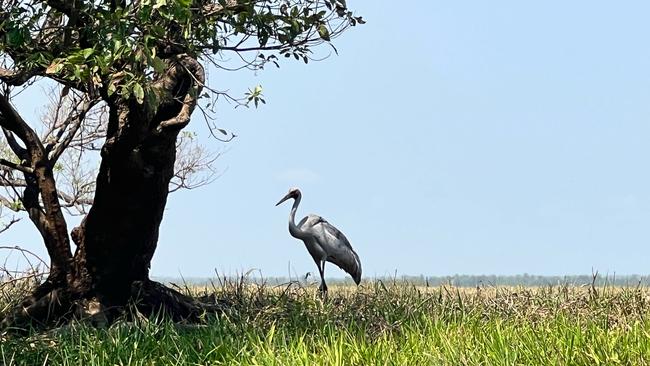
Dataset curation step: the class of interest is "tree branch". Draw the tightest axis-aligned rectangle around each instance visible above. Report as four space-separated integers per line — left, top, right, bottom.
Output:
0 67 37 86
0 158 33 175
0 94 44 152
0 216 19 235
1 128 27 160
199 1 246 16
0 174 27 187
0 92 73 277
154 56 205 134
48 96 98 162
170 133 221 193
0 195 19 212
45 0 82 19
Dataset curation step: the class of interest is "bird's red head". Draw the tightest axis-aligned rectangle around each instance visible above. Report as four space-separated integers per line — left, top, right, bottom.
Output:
275 187 301 206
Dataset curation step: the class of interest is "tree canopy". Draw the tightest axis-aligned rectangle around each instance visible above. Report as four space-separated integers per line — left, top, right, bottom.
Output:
1 0 362 101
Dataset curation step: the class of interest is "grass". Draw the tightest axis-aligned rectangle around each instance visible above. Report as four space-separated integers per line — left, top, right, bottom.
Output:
2 279 650 365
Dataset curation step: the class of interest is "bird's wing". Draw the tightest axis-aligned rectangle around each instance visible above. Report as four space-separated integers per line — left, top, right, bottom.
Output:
310 217 362 285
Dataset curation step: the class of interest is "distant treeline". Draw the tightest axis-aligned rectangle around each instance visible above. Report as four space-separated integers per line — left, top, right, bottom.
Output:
154 273 650 288
392 274 650 287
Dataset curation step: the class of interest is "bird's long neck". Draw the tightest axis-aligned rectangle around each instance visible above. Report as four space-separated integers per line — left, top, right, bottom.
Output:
288 193 308 239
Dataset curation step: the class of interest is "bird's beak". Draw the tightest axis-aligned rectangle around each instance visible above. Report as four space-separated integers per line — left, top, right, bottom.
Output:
275 193 292 206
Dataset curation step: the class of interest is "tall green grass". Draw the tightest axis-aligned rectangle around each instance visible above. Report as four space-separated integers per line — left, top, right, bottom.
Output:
2 280 650 365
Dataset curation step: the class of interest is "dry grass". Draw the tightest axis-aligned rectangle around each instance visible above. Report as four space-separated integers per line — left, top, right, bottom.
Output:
2 273 650 365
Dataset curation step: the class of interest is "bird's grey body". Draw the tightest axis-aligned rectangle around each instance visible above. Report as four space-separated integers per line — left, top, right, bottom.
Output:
276 188 362 294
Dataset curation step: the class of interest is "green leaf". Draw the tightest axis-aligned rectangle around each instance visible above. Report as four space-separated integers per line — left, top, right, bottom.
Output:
108 81 117 97
82 48 94 59
67 50 86 64
113 39 122 53
133 83 145 104
121 85 131 100
9 199 23 211
151 56 166 73
6 29 25 47
73 65 82 80
176 0 191 8
318 25 330 41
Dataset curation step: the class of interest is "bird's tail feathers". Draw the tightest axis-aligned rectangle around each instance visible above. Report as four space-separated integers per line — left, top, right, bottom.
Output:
353 253 362 285
353 270 361 285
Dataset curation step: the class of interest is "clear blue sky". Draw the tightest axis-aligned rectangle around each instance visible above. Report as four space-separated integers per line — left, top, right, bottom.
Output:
3 1 650 279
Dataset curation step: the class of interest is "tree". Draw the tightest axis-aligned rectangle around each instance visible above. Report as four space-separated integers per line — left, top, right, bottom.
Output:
0 0 362 329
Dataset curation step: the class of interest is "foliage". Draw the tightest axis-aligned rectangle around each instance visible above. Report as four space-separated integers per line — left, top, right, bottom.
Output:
0 0 363 104
2 280 650 365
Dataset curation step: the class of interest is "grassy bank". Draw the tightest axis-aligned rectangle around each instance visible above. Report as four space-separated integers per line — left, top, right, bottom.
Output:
2 281 650 365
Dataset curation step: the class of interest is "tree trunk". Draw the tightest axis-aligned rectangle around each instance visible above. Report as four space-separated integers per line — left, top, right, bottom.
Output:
71 122 176 304
1 56 221 331
71 105 178 305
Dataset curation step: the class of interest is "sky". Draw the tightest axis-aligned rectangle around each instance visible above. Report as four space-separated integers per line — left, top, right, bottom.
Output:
2 0 650 279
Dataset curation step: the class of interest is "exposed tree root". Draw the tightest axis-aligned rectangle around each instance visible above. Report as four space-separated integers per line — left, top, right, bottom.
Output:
1 289 71 333
1 280 226 334
129 280 226 322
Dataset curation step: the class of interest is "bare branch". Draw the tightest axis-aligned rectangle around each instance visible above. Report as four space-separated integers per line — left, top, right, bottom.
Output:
49 95 99 162
170 132 221 193
0 93 47 161
53 146 96 216
0 216 19 235
0 91 73 276
0 246 49 270
2 128 27 160
0 158 32 175
57 190 93 207
0 170 27 212
0 174 27 188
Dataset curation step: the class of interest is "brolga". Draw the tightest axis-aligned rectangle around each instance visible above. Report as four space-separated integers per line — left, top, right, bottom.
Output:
276 188 362 295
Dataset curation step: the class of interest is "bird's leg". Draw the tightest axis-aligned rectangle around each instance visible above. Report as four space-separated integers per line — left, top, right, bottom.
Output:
317 261 324 291
318 260 328 297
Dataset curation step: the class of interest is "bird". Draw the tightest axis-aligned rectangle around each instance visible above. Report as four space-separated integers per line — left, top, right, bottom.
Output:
276 187 362 295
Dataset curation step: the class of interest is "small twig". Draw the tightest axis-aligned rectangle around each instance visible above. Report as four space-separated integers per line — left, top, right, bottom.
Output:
0 271 46 290
0 245 49 269
0 216 19 234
